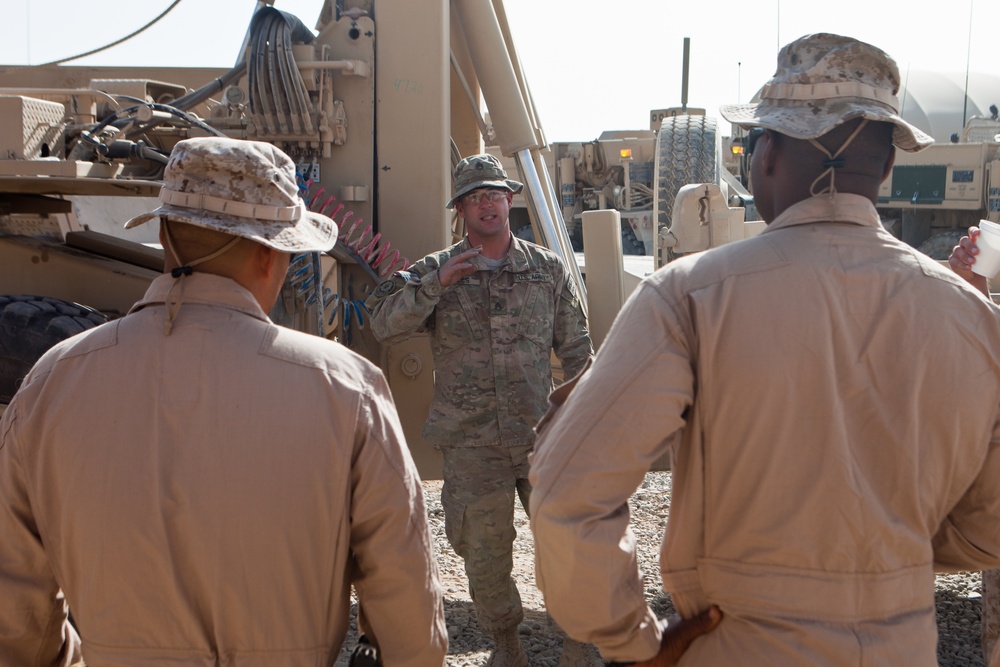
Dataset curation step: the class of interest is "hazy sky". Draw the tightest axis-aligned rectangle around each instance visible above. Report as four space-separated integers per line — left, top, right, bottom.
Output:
1 0 992 141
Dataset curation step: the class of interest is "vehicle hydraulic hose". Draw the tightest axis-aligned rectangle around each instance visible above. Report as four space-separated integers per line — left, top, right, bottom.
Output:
87 103 226 139
172 7 313 114
97 139 170 164
122 103 227 138
169 65 245 112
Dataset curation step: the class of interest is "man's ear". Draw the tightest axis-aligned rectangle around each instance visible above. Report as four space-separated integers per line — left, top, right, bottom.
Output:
760 130 779 177
256 243 278 279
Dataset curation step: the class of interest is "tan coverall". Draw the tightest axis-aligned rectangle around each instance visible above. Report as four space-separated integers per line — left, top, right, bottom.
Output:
0 273 447 667
530 193 1000 666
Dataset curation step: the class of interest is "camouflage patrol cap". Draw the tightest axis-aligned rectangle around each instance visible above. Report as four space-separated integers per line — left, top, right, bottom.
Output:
125 137 337 252
720 33 933 152
446 153 524 209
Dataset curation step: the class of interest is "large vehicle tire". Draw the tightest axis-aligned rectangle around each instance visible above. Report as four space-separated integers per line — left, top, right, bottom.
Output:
621 224 646 255
0 296 107 403
653 115 720 259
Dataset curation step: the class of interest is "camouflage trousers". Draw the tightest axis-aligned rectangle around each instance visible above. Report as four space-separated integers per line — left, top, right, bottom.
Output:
985 569 999 665
441 443 533 634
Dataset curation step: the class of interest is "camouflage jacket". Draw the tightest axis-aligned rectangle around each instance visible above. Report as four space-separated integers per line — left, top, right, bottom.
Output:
369 235 592 448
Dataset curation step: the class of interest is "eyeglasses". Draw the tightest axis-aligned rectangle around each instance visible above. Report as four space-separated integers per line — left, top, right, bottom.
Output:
462 189 508 206
746 128 766 158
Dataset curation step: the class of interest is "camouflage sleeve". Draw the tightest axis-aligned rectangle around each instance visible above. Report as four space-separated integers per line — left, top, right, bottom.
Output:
367 255 448 344
551 262 593 381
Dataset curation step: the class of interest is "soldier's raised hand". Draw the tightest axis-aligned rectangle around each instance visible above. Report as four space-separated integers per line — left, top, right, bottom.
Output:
438 246 482 287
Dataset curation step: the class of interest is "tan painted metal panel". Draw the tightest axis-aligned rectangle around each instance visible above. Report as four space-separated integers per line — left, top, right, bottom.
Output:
0 235 157 318
374 0 451 263
384 334 441 480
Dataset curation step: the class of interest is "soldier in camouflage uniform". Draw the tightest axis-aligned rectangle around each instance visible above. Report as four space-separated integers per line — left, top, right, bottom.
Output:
369 154 594 667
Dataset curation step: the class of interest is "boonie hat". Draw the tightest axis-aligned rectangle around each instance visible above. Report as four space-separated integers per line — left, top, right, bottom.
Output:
447 154 524 209
720 33 933 152
125 137 337 252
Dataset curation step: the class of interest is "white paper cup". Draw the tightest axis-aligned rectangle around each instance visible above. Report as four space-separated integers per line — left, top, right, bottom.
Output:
973 220 1000 278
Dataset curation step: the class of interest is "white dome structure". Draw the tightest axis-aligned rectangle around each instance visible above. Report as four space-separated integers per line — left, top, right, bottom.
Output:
897 70 1000 142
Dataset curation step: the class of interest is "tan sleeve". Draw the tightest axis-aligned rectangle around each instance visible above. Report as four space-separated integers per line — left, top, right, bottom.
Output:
0 402 82 667
932 415 1000 572
348 368 447 667
529 283 692 662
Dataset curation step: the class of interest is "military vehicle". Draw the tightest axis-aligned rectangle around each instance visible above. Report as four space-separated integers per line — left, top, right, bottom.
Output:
504 38 755 263
646 110 1000 273
651 100 1000 268
509 111 740 257
1 2 756 480
519 67 1000 270
877 110 1000 258
0 0 590 479
9 2 987 481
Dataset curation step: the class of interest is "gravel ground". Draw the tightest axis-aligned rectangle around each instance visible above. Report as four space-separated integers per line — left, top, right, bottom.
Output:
337 471 986 666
